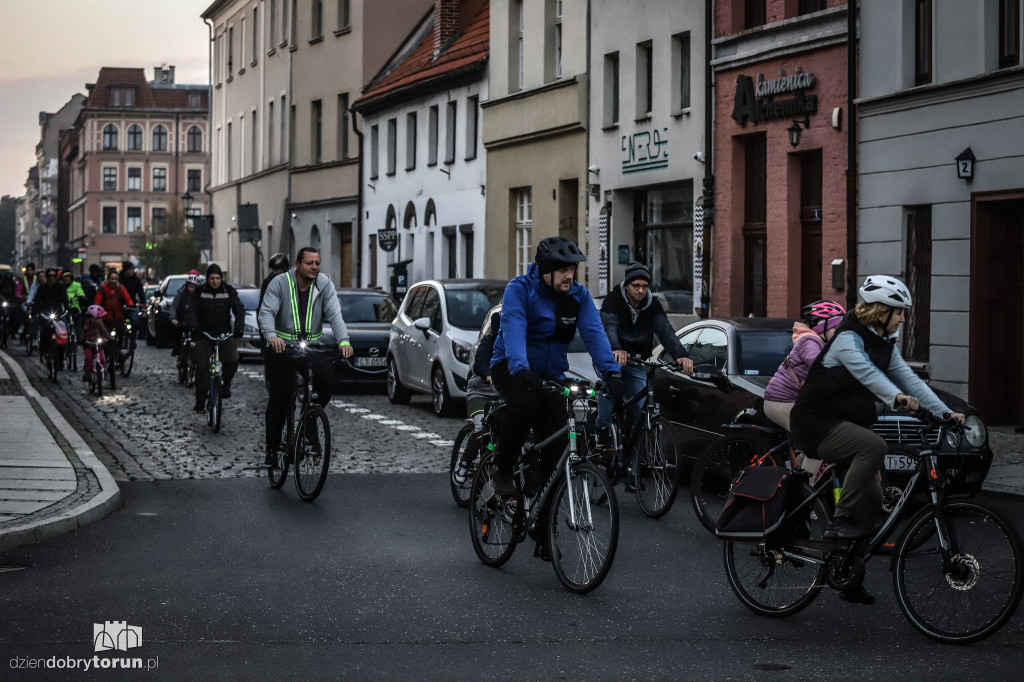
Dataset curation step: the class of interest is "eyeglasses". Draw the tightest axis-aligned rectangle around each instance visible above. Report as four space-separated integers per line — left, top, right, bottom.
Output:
628 282 649 290
46 273 57 278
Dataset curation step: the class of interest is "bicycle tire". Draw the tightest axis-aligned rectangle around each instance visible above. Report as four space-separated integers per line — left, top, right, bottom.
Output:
691 432 777 533
468 453 518 567
549 461 619 593
186 358 196 388
892 501 1024 644
177 355 187 384
121 340 134 377
268 421 291 489
633 415 681 518
210 377 222 432
449 423 476 507
94 368 103 396
294 404 331 501
107 352 117 391
723 488 830 617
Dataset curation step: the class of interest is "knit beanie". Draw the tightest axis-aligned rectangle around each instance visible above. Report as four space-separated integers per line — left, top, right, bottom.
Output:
206 263 223 278
623 261 651 286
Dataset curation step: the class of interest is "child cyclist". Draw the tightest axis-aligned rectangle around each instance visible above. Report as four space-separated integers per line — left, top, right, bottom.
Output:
82 305 110 382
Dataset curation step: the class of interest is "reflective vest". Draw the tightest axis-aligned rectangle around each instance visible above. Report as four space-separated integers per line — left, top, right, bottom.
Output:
275 272 322 342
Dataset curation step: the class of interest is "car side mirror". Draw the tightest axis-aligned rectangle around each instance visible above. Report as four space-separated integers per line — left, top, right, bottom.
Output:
691 364 731 392
413 317 431 334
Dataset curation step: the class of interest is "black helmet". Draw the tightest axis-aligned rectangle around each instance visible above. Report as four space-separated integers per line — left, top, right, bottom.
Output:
269 253 290 271
535 236 586 274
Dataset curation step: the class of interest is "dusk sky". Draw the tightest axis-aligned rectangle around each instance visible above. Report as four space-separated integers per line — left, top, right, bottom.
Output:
0 0 212 198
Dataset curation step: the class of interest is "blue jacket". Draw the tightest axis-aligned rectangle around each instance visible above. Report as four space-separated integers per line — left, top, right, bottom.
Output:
491 264 618 380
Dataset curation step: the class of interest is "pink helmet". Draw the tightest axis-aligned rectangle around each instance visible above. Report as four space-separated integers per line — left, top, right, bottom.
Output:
86 304 107 319
801 300 846 334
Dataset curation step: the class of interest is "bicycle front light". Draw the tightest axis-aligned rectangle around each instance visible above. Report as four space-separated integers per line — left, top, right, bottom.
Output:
963 414 987 449
452 340 472 364
299 341 307 350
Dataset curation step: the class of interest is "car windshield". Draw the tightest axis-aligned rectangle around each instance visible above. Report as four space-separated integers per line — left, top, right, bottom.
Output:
236 288 260 311
165 278 186 299
338 293 398 323
734 329 794 377
445 285 504 330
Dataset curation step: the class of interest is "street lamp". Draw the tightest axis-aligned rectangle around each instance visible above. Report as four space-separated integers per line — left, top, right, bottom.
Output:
787 116 811 148
181 191 194 215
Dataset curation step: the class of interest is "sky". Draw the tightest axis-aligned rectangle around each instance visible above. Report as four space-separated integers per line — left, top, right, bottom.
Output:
0 0 213 198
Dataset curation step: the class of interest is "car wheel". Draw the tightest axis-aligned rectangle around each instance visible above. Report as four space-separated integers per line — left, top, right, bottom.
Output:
431 365 457 418
387 357 412 405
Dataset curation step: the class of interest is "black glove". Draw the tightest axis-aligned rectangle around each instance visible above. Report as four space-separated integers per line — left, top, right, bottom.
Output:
232 330 244 339
514 368 536 387
604 372 624 399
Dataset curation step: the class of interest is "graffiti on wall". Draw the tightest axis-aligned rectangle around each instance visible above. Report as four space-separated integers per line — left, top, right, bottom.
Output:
621 129 669 174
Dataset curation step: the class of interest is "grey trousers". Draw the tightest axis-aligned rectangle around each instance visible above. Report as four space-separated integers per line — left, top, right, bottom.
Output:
815 420 887 526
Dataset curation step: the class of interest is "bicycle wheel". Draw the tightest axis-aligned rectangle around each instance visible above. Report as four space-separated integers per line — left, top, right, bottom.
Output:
294 404 331 501
210 377 222 432
68 342 78 371
177 354 187 384
468 454 518 567
691 432 776 533
632 415 681 518
94 367 103 396
549 461 619 593
723 490 830 616
892 501 1024 644
449 423 476 508
267 420 291 489
120 340 134 377
107 351 117 391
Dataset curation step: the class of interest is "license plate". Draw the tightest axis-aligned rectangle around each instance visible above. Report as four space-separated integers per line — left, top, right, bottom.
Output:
355 357 386 367
885 454 916 472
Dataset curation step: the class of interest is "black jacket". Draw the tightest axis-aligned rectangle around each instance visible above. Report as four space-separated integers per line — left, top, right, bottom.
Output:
33 283 70 317
121 273 146 306
186 283 245 337
600 283 686 360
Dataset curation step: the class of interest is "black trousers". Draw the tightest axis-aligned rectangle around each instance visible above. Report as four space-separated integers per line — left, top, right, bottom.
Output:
264 349 335 450
490 361 568 477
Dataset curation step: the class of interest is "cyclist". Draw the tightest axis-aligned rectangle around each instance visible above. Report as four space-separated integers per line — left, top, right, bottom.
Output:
452 306 501 486
258 247 353 467
30 268 69 363
60 269 86 341
186 264 245 412
170 270 202 357
13 262 36 339
81 304 110 381
119 261 146 341
94 268 134 347
790 276 966 604
594 261 692 447
489 236 622 502
258 252 290 349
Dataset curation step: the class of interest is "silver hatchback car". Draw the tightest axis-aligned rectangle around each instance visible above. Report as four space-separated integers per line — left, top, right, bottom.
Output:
387 279 505 417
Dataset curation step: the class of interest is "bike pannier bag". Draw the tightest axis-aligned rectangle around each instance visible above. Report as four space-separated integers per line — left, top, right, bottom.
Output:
53 320 69 347
715 466 791 540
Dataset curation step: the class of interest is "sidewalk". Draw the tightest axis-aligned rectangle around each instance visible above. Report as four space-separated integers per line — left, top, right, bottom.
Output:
0 349 121 552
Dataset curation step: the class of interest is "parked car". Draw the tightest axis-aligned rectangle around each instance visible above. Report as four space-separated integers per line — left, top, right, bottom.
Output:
388 279 505 417
145 274 192 348
235 286 262 359
321 288 398 389
648 317 992 493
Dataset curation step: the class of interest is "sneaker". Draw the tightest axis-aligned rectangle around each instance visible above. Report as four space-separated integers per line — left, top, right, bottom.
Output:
452 461 469 485
594 425 613 450
823 516 872 540
534 540 552 562
193 399 206 414
264 446 278 467
222 384 232 399
492 468 517 497
840 583 876 605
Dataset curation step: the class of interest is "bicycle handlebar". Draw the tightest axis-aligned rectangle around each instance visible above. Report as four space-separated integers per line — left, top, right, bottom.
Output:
202 331 234 342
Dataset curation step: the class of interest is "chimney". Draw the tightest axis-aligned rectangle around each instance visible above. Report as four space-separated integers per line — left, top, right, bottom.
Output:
433 0 460 58
152 64 175 84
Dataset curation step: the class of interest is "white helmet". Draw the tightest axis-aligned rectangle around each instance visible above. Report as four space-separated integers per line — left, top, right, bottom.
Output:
186 270 203 286
859 275 912 309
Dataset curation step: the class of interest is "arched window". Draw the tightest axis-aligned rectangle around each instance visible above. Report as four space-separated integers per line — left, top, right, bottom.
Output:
310 225 321 249
103 124 118 150
187 126 203 153
403 202 417 230
152 124 167 151
127 124 143 151
424 199 437 229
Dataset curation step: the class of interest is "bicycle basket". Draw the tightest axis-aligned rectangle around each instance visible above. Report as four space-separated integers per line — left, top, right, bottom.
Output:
714 465 792 540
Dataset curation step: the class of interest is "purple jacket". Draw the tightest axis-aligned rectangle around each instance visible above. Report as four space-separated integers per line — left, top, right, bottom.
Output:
763 323 823 403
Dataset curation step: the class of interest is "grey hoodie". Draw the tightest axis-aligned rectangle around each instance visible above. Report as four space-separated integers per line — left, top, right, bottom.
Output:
258 268 349 345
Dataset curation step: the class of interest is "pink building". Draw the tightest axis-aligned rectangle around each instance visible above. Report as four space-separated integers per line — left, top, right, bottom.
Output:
62 66 210 274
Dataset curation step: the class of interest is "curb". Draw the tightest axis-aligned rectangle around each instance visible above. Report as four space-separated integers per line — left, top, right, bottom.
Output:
0 351 122 552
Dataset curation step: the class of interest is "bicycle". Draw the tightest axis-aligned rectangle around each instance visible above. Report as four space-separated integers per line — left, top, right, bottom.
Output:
119 305 141 377
266 342 338 502
469 379 619 593
176 328 196 387
449 399 506 507
84 336 109 397
0 300 11 349
63 313 79 373
104 324 119 392
201 332 233 433
592 357 683 518
22 305 36 356
40 311 68 384
720 412 1024 644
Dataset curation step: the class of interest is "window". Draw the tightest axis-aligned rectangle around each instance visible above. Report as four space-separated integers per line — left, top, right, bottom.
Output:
511 0 524 91
427 105 439 166
102 206 117 234
742 135 767 317
551 0 563 80
189 93 200 108
311 100 322 163
999 0 1020 68
337 93 349 159
152 207 167 234
798 0 825 15
251 108 258 173
187 169 202 193
465 96 478 160
312 0 323 39
337 0 350 30
915 0 932 85
187 126 203 153
635 183 693 313
252 7 259 62
636 41 653 119
604 52 619 126
387 117 397 175
405 112 417 170
152 124 167 151
111 88 135 107
904 206 932 362
672 33 691 112
128 167 142 191
270 0 277 45
126 124 142 151
445 101 457 164
268 100 276 165
229 26 235 76
153 167 167 192
369 124 379 179
281 95 287 162
103 124 118 150
515 188 533 275
745 0 766 29
103 167 117 191
241 17 246 66
126 207 142 233
290 0 297 46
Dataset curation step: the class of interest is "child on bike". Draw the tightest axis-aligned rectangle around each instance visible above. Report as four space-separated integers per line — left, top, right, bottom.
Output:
82 305 109 381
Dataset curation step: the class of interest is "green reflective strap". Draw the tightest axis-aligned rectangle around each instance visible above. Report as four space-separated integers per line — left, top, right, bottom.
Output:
339 340 351 347
286 272 302 336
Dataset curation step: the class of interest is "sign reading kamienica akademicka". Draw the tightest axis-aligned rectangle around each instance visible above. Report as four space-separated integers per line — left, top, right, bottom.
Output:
732 67 818 126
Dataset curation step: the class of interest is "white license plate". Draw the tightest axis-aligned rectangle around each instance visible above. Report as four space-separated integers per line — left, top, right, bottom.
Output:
885 454 917 472
355 357 386 367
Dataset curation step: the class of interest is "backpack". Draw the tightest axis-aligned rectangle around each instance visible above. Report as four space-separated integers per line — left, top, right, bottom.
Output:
715 465 792 540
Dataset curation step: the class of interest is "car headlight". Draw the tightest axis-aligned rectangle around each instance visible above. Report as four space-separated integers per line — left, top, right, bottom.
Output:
452 340 472 364
963 414 987 449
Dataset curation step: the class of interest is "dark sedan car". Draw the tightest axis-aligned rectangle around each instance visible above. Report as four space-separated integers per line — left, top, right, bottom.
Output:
321 288 398 389
650 317 992 492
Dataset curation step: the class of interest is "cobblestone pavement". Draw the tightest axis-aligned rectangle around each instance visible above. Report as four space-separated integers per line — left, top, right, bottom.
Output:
6 339 459 482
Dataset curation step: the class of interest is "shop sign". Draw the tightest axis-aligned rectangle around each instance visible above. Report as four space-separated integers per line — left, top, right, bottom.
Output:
621 128 669 174
377 228 398 252
732 67 818 126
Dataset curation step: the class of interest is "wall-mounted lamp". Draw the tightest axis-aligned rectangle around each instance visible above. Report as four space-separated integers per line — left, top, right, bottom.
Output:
180 191 194 214
587 165 600 175
787 116 811 148
955 147 976 180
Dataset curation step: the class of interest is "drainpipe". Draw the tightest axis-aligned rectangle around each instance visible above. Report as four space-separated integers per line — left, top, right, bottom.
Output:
845 0 858 309
352 109 364 288
584 0 592 290
702 0 715 318
204 17 215 264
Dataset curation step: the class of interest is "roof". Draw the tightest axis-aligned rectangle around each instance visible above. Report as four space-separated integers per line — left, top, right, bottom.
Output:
352 1 488 113
84 67 208 110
